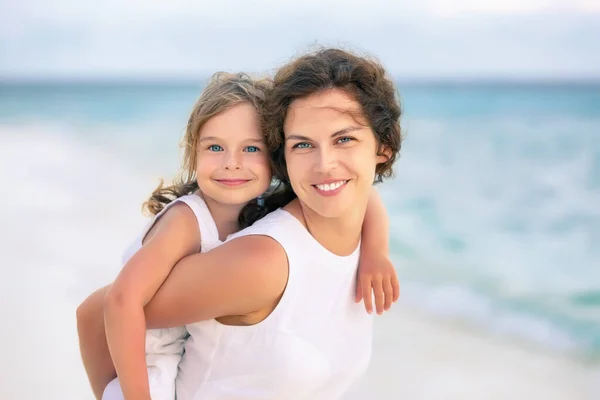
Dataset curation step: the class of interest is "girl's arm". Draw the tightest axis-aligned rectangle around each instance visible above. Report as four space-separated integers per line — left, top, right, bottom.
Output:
143 235 289 329
356 188 400 314
103 203 201 400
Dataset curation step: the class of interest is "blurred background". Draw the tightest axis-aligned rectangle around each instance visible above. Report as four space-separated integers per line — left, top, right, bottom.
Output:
1 0 599 399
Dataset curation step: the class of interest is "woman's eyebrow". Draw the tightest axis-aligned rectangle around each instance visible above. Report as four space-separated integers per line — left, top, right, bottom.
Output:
287 126 363 141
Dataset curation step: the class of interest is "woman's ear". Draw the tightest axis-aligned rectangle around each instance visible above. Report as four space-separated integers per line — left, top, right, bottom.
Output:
376 145 392 164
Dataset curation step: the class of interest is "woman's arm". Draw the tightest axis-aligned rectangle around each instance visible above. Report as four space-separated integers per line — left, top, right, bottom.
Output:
103 203 201 400
144 235 289 329
356 187 400 314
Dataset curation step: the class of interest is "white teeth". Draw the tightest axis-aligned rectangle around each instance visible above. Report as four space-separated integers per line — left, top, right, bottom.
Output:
315 180 346 191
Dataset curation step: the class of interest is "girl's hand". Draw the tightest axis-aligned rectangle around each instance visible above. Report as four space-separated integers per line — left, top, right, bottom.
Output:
355 253 399 315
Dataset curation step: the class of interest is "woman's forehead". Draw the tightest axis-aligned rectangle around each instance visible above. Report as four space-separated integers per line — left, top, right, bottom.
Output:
287 88 358 111
284 89 365 134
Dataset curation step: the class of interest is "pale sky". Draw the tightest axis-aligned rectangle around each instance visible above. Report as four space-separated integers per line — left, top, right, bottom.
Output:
1 0 599 80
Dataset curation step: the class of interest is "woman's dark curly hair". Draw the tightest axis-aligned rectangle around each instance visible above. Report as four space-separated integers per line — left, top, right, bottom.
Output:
261 47 403 201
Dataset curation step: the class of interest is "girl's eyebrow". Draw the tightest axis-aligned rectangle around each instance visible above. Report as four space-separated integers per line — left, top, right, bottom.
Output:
198 136 220 142
199 137 264 143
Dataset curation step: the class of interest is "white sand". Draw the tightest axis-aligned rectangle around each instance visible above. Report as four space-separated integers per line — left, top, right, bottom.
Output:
346 305 599 400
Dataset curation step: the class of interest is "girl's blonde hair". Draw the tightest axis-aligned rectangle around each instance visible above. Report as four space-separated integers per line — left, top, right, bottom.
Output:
142 72 270 219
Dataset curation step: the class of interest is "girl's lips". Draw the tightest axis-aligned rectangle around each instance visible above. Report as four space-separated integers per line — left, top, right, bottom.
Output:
214 179 251 187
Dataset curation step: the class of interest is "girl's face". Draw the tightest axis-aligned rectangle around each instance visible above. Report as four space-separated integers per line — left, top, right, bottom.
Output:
196 102 271 206
283 89 388 218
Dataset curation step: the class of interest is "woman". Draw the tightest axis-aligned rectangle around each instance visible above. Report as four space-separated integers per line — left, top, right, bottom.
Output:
141 47 402 399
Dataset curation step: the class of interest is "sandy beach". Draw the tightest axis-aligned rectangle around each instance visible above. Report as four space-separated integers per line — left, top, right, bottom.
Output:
347 306 598 400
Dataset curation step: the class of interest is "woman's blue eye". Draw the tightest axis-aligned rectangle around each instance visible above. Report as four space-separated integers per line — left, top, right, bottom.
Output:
293 142 312 149
337 137 353 144
208 144 223 152
244 146 260 153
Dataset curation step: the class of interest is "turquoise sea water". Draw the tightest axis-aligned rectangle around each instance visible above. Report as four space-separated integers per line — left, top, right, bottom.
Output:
2 80 599 357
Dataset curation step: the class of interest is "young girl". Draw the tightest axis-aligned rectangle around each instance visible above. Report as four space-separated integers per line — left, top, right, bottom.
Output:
76 72 399 400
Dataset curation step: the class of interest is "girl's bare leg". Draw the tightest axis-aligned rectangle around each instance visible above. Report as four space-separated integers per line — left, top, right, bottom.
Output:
76 285 116 399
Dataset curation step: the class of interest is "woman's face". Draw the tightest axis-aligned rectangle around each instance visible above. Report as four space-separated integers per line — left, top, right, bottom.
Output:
283 88 388 218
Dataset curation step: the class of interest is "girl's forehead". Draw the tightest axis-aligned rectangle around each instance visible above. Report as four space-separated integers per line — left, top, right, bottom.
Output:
198 104 261 139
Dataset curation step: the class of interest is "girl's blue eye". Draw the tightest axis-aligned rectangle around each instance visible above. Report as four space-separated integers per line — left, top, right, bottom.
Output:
244 146 260 153
337 137 353 144
208 144 223 152
293 142 312 149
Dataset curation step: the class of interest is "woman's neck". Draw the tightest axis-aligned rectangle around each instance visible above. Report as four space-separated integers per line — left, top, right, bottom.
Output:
286 199 367 256
197 192 245 241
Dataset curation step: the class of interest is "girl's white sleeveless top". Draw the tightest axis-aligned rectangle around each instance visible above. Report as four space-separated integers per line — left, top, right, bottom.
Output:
176 208 373 400
120 194 222 389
